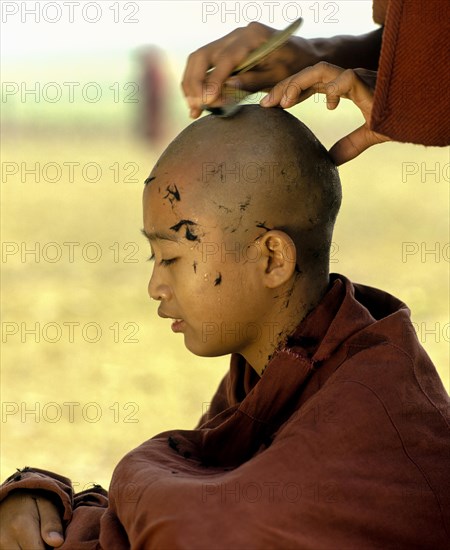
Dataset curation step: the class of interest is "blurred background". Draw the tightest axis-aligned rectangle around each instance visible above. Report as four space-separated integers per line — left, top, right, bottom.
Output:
1 1 448 489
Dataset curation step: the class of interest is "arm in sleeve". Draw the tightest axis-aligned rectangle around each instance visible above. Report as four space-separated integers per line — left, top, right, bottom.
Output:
1 467 109 550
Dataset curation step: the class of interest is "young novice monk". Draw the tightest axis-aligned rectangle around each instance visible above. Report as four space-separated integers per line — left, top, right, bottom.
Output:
1 106 449 549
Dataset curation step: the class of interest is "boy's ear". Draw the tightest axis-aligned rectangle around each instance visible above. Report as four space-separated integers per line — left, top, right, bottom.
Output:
256 230 297 288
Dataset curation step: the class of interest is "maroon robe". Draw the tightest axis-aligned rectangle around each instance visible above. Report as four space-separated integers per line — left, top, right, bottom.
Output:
1 274 449 549
371 0 450 145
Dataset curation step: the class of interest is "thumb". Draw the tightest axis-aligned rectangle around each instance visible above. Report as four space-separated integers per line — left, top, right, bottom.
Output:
329 124 382 166
36 497 64 547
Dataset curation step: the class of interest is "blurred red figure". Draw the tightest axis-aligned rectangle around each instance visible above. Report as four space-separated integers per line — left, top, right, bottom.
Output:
136 46 167 144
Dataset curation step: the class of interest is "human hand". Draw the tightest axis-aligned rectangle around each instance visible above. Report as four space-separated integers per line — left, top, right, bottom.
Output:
261 62 390 165
182 21 315 118
0 491 64 549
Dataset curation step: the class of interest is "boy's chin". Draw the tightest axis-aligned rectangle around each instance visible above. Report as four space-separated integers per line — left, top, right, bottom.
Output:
183 338 236 359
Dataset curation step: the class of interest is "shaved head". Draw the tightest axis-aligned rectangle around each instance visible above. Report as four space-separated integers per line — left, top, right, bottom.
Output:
144 106 342 370
146 105 341 276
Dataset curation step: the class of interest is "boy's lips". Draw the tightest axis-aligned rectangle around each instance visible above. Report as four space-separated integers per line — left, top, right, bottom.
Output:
158 310 185 333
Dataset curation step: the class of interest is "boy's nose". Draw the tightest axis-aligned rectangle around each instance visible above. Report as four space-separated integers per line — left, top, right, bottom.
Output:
148 274 172 301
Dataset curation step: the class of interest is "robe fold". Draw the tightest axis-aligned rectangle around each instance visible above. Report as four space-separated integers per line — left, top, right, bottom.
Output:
2 274 449 549
371 0 450 145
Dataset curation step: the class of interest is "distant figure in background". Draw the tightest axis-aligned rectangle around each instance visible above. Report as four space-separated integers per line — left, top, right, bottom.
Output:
136 46 167 145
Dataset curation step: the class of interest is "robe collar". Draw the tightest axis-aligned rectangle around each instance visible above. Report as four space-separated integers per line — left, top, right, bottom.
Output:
166 274 389 467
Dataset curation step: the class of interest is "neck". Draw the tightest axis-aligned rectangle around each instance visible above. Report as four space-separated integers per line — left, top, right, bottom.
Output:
243 273 329 376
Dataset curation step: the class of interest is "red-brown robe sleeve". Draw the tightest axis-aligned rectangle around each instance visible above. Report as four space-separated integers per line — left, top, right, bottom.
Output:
371 0 450 145
0 467 108 549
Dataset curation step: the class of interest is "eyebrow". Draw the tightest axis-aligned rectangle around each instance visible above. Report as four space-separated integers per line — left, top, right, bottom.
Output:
140 228 180 242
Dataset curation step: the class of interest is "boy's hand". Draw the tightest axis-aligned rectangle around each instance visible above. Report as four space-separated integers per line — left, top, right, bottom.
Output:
0 491 64 549
261 62 390 165
182 22 313 118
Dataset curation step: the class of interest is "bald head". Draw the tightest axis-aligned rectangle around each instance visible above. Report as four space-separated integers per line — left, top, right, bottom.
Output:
146 105 341 275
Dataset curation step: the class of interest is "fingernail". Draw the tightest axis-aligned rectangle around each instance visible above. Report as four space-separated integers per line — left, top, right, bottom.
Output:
190 108 201 119
202 95 216 106
48 531 63 539
261 96 270 106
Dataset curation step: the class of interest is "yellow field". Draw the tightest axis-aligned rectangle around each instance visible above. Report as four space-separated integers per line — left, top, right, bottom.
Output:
1 98 449 490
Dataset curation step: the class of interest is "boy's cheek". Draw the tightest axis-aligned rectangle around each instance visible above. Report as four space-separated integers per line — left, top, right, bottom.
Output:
195 241 241 267
187 248 245 292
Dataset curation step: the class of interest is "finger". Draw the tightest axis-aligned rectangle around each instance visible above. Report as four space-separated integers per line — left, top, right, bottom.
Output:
36 497 64 547
326 94 341 110
182 32 260 109
261 62 345 107
0 536 21 550
353 68 378 90
182 50 214 114
183 22 275 115
189 64 273 119
329 69 374 117
0 494 46 550
182 35 240 114
204 48 255 100
329 125 382 166
260 74 299 107
183 45 250 118
21 532 47 550
203 23 273 98
4 524 47 550
188 105 204 120
261 79 318 109
325 80 342 110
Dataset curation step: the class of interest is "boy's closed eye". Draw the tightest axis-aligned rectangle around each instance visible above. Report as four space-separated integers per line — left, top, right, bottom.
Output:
160 258 178 266
147 253 178 267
